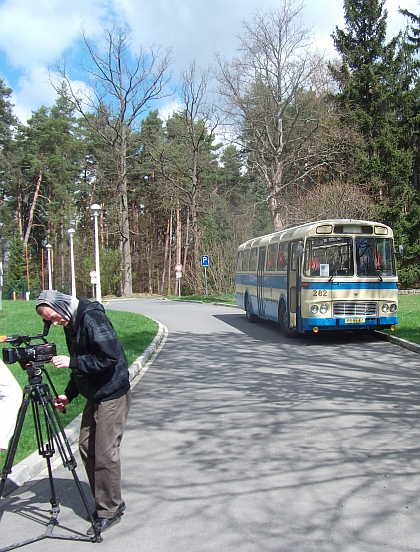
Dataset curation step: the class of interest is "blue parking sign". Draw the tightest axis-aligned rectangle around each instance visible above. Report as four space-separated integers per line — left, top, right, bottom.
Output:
201 255 209 267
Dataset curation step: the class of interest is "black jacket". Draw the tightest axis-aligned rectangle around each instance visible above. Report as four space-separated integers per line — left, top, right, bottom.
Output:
63 298 130 403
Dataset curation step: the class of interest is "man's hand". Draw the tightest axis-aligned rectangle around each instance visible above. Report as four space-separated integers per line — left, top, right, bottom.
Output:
51 355 70 369
54 395 69 412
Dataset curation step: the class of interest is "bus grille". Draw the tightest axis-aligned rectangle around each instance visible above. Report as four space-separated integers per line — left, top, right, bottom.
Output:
333 302 377 317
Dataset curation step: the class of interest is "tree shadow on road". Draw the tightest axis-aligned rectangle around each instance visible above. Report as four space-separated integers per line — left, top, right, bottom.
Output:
123 314 420 551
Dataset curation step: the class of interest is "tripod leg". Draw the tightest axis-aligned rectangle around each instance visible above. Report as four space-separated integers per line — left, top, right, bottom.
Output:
0 378 103 550
30 393 60 513
0 395 30 498
34 386 102 542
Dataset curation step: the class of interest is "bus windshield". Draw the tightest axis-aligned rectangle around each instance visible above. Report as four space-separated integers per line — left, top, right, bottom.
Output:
355 237 395 276
304 237 353 277
304 236 395 278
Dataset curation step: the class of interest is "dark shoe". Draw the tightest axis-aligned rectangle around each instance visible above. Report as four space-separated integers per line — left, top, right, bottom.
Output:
87 514 121 535
117 501 126 514
87 501 126 522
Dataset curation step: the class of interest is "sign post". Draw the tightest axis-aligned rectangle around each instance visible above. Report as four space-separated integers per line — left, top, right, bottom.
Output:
175 264 182 297
200 255 209 299
89 270 97 299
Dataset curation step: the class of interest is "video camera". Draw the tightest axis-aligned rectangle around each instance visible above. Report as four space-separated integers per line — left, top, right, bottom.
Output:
0 321 56 368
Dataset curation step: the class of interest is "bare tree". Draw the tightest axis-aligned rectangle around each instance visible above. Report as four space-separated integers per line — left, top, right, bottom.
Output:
293 182 377 222
51 24 172 296
153 61 221 289
216 1 331 230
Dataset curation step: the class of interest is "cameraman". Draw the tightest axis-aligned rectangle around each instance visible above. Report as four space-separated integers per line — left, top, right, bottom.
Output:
35 290 131 535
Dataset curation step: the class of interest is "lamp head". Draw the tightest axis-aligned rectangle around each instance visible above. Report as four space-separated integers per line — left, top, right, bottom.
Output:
90 203 101 216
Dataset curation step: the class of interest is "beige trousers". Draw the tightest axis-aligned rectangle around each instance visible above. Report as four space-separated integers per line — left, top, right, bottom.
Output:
79 390 131 518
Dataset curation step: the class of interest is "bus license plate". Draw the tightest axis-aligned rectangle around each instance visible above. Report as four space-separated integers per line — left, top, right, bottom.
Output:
345 318 365 324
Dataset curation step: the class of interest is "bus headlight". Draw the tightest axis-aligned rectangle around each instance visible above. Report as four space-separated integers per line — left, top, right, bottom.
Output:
381 303 390 313
320 303 329 314
390 303 397 313
310 305 319 314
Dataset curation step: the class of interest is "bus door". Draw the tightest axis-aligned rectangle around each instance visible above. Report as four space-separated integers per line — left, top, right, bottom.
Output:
257 247 266 318
287 241 303 330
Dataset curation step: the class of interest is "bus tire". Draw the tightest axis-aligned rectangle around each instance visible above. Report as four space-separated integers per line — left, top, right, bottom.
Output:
245 295 258 323
279 302 298 338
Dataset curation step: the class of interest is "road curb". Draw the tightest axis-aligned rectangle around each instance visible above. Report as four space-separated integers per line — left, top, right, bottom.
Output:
1 321 167 497
374 330 420 355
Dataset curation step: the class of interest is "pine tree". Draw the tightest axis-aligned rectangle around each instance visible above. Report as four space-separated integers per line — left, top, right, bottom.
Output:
3 236 27 298
331 0 419 285
331 4 411 204
0 80 19 248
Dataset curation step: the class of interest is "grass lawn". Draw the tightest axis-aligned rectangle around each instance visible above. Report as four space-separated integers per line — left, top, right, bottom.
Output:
385 293 420 345
0 299 158 465
168 293 236 304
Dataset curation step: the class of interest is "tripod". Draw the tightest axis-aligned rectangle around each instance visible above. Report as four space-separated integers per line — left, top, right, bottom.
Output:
0 361 102 550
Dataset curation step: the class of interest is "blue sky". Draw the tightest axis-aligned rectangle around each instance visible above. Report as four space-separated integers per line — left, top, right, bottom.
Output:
0 0 418 124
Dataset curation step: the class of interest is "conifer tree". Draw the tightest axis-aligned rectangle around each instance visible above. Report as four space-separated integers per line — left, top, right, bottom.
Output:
3 236 27 298
0 80 19 248
331 4 412 210
331 0 420 285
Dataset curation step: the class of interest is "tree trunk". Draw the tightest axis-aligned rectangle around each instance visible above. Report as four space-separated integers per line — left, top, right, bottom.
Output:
23 157 43 248
167 209 173 295
119 128 133 296
160 215 171 295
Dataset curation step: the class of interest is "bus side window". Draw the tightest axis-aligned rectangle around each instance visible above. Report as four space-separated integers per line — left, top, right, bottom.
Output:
236 251 243 271
277 244 288 270
249 248 258 272
267 243 278 271
243 249 250 271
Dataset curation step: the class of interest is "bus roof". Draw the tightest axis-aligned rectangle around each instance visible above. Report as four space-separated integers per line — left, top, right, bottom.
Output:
237 219 393 250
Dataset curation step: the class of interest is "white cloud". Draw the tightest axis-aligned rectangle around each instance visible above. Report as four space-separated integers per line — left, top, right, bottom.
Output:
0 0 107 68
1 0 419 122
11 66 57 123
158 99 183 122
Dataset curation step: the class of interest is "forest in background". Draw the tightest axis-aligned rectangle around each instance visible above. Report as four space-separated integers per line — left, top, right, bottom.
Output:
1 0 420 298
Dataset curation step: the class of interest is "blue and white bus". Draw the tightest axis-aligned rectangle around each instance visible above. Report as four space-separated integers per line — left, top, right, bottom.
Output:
235 219 399 337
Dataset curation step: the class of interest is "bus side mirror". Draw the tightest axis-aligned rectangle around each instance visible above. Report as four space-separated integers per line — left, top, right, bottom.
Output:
296 243 304 257
398 244 404 257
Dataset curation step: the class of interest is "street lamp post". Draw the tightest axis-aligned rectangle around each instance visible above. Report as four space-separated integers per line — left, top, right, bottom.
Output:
45 243 53 290
68 228 76 298
90 204 102 304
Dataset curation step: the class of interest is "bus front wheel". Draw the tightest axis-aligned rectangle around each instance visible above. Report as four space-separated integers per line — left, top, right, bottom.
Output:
245 295 258 323
279 303 298 338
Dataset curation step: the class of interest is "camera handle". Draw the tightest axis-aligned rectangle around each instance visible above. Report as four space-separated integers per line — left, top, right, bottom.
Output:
0 362 102 548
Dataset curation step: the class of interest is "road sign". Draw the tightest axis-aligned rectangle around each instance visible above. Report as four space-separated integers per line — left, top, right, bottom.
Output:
176 271 182 279
89 270 97 278
200 255 209 267
175 263 183 272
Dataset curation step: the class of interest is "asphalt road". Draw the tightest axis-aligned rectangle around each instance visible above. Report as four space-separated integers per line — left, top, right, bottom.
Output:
1 298 420 552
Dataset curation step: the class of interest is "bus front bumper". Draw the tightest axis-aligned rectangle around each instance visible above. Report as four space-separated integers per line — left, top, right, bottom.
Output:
302 316 398 332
